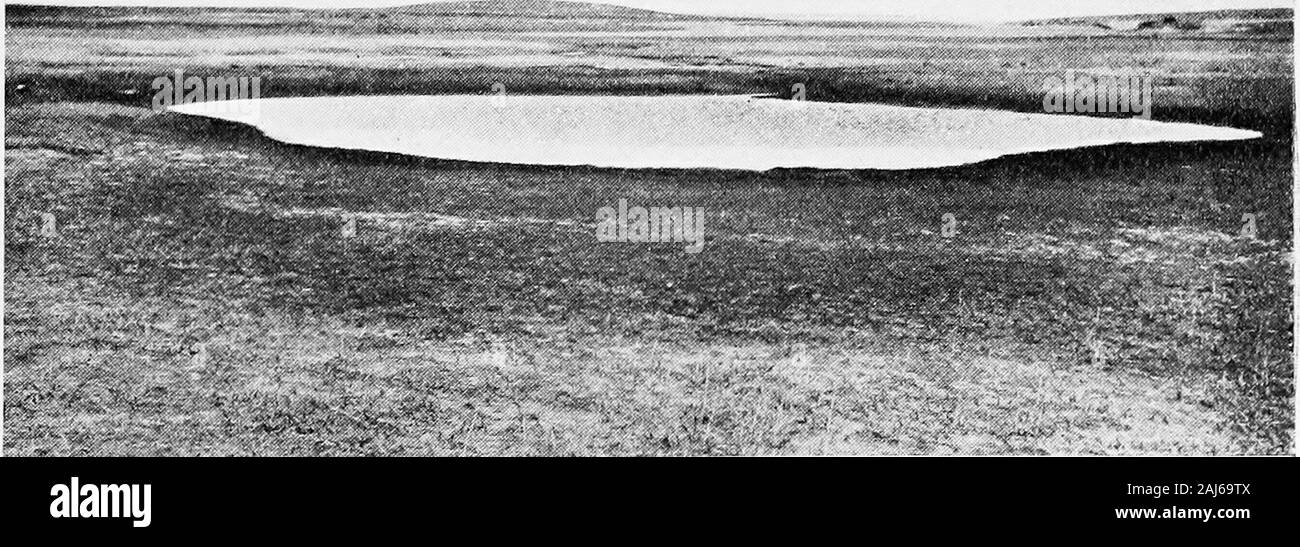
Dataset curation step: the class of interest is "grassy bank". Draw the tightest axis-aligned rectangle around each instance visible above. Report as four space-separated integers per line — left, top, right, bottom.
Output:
5 98 1291 454
4 6 1293 454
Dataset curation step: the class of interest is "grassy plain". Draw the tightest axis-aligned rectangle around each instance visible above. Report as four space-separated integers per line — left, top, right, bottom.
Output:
3 3 1293 454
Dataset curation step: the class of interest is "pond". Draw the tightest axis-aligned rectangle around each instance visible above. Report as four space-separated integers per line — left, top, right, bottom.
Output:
171 94 1261 171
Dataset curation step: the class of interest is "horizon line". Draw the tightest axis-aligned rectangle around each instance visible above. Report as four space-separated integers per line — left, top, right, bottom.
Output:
3 0 1294 24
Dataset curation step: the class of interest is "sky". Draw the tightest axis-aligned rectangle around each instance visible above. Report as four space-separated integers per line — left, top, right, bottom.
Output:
3 0 1294 22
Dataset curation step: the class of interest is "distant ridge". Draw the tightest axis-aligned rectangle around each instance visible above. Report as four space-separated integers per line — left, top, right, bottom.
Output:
377 0 705 20
9 2 1288 26
1021 7 1292 25
5 1 725 21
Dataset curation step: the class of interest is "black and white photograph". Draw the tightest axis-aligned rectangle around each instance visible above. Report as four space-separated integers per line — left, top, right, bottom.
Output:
1 0 1294 464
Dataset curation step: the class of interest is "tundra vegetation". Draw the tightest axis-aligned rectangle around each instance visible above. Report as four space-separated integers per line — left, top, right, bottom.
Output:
4 2 1293 455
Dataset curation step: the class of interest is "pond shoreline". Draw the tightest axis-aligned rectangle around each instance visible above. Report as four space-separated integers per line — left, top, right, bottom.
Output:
170 94 1263 171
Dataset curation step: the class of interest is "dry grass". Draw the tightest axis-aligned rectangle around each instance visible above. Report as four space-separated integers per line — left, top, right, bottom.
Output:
3 6 1293 455
4 97 1291 455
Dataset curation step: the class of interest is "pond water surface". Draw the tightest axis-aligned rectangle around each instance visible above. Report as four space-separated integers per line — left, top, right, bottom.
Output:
171 94 1262 171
